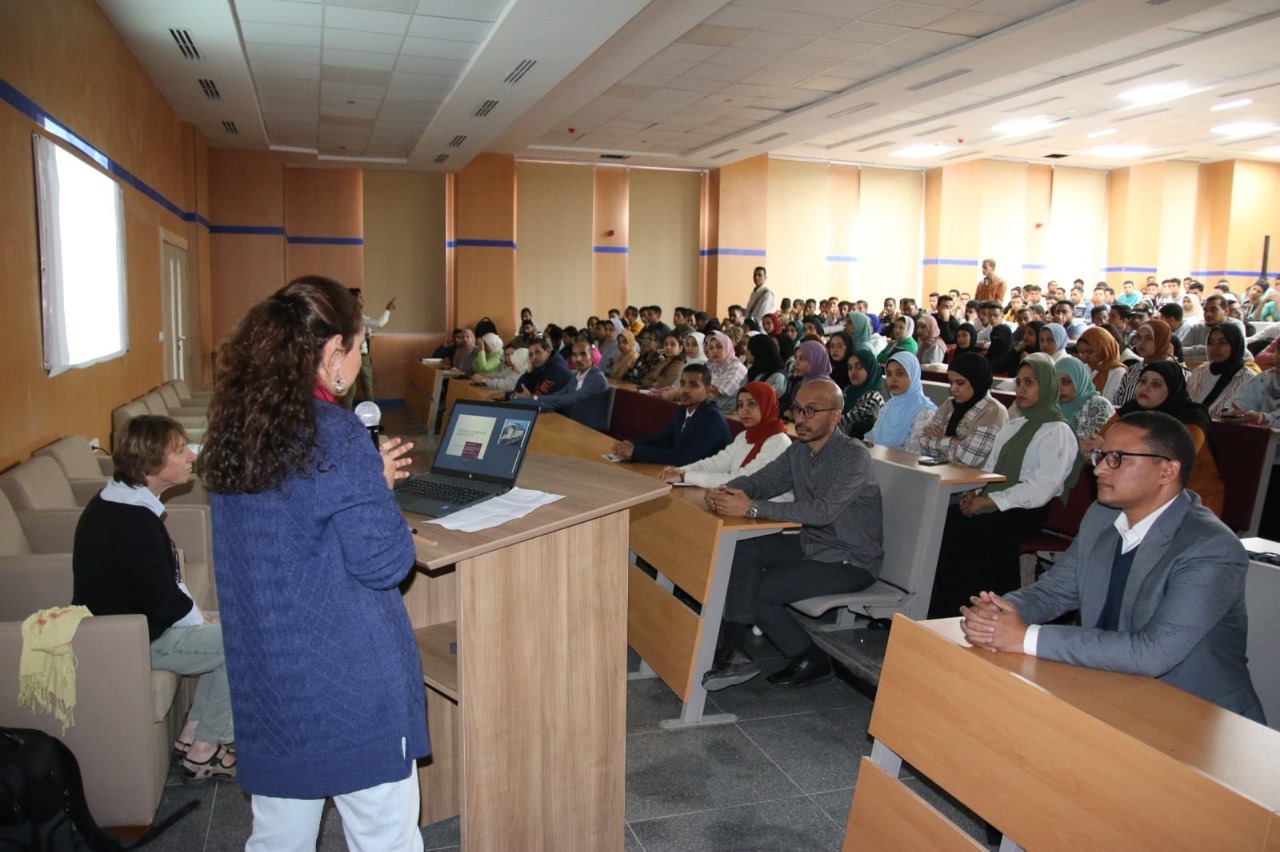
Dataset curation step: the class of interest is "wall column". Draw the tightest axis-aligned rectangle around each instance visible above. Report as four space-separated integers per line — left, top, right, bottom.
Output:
453 153 517 333
592 167 629 315
1194 160 1280 285
706 154 768 317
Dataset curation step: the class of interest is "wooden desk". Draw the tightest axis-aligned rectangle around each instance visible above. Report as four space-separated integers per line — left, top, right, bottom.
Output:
401 453 669 850
441 373 498 426
846 616 1280 850
405 361 455 436
530 412 798 727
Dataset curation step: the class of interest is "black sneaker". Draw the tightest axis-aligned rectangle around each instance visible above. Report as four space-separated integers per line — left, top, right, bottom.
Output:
702 653 760 691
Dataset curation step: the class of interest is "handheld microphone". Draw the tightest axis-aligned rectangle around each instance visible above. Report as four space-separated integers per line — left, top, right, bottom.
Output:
354 401 382 449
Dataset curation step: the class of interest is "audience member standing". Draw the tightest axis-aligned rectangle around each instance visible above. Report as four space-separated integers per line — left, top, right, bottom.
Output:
976 259 1006 303
341 288 396 409
744 266 776 328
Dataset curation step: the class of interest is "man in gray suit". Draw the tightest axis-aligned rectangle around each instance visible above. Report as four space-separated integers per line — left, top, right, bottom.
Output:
960 410 1264 723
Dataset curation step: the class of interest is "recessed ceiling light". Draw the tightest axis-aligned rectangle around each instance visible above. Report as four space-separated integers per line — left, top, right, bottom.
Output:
1257 146 1280 158
1088 144 1154 158
1087 128 1117 138
1211 121 1279 138
1119 82 1196 107
992 116 1061 136
889 143 955 159
1210 98 1252 112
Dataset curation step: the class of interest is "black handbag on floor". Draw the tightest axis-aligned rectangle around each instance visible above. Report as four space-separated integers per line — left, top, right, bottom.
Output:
0 727 198 851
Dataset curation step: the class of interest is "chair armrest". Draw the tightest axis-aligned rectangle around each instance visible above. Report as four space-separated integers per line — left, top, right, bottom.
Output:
0 555 74 621
164 506 212 569
15 509 83 554
68 478 108 506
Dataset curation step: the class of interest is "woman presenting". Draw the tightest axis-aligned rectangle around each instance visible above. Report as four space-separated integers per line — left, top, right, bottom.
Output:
199 276 426 851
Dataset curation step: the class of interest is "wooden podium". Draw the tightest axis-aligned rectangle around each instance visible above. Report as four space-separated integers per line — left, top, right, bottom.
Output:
400 453 669 851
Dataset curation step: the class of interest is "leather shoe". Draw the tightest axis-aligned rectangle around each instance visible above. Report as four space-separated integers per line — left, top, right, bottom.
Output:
702 654 760 692
766 655 833 689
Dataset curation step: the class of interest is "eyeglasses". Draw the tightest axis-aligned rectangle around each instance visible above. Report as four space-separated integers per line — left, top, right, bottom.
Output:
1089 449 1170 469
788 404 839 420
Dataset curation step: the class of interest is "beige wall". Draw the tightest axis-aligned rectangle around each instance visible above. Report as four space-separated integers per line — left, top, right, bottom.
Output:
515 162 594 332
629 169 700 316
857 167 925 309
767 159 830 301
1047 166 1108 286
363 170 447 333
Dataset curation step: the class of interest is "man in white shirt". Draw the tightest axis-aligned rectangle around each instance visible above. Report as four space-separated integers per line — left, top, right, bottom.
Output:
342 288 396 409
744 266 775 328
959 411 1264 722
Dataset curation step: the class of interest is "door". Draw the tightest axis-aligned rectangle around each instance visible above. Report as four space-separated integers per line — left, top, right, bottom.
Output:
160 239 190 383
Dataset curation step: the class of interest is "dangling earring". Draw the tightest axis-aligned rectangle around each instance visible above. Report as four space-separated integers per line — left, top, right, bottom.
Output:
334 368 346 393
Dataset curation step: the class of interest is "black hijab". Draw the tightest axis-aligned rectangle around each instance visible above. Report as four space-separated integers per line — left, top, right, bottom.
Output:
1118 361 1217 460
827 331 855 390
776 329 797 362
953 323 978 355
1202 323 1246 410
986 325 1017 375
945 352 994 436
746 333 785 382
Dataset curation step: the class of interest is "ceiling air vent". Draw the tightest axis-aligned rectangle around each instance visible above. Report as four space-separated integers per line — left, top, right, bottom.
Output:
913 124 955 137
1044 153 1069 159
449 135 467 148
169 28 201 61
198 79 220 101
1115 107 1170 123
221 120 239 135
827 102 876 120
905 68 970 93
857 141 893 153
474 100 498 118
752 132 787 145
599 154 629 160
709 148 738 160
434 153 449 164
504 60 536 85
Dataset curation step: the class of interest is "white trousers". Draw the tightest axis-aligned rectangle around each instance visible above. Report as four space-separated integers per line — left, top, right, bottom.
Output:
245 752 423 852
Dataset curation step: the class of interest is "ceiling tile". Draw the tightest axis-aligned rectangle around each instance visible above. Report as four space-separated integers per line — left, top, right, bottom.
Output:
740 67 809 87
927 10 1017 37
648 88 710 105
728 30 814 53
686 62 757 83
395 55 466 75
793 0 892 17
407 15 491 41
320 80 388 98
414 0 508 22
858 43 935 67
654 43 723 63
756 91 826 109
320 114 376 128
321 65 394 85
706 116 759 129
401 36 477 59
678 25 753 47
665 76 732 94
323 47 397 70
328 0 417 13
823 58 896 81
250 60 322 80
826 21 913 44
323 28 404 53
794 38 876 60
256 76 321 95
389 70 457 89
236 0 324 26
767 53 843 74
324 6 410 33
707 47 781 69
261 102 318 116
776 12 865 37
239 21 323 46
796 75 855 93
892 29 973 52
704 5 783 29
245 43 323 64
968 0 1070 16
634 58 699 77
862 2 955 28
721 82 785 98
620 72 677 88
605 84 660 100
729 106 785 120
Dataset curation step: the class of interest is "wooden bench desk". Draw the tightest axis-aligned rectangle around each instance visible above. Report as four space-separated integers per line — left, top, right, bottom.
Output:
846 615 1280 850
405 361 455 436
400 452 669 850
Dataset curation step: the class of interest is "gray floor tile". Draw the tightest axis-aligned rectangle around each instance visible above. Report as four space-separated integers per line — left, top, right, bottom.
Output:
138 781 214 851
625 823 645 851
806 787 854 828
703 663 865 722
735 703 873 793
628 794 844 852
422 815 461 849
202 783 254 852
626 676 688 733
626 725 802 822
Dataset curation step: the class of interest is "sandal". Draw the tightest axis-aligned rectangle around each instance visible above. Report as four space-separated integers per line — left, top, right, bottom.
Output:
181 743 237 783
173 740 191 762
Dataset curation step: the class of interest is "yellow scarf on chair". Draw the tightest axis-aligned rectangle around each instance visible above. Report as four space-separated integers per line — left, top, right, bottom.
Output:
18 606 92 733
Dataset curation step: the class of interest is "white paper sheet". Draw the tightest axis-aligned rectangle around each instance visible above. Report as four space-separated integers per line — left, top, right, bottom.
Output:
426 487 564 533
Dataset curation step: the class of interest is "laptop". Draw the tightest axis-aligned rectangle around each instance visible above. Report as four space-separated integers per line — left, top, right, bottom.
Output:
395 398 538 518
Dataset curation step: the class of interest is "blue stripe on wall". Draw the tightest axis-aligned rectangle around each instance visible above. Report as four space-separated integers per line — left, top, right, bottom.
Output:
287 235 364 246
1022 263 1047 270
922 258 980 266
700 248 766 257
209 225 286 236
1102 266 1157 273
593 246 629 254
1190 269 1270 278
454 239 517 249
826 255 858 262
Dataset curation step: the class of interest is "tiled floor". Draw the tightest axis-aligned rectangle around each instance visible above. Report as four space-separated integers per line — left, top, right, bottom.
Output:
132 404 996 850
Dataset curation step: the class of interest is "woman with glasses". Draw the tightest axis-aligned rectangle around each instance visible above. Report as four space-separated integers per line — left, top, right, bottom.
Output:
1111 361 1225 517
867 352 936 453
623 332 662 384
927 354 1083 618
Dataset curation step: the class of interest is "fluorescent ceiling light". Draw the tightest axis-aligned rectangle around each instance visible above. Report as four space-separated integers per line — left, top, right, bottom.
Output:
992 116 1061 136
1088 144 1153 158
1119 82 1195 107
1210 98 1252 112
1257 146 1280 158
1211 122 1279 138
889 143 955 159
1086 128 1116 138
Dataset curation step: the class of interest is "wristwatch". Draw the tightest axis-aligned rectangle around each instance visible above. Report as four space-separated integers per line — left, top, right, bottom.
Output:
745 502 759 519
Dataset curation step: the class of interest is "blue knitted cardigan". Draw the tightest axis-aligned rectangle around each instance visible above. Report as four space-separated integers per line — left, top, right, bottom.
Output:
211 400 428 798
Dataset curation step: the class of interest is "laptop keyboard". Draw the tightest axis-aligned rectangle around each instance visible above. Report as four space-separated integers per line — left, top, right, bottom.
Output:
398 478 489 505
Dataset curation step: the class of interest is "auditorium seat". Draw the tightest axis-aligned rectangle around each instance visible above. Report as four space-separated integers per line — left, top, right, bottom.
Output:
138 391 207 438
31 436 208 506
1018 468 1098 586
111 401 150 453
155 383 208 417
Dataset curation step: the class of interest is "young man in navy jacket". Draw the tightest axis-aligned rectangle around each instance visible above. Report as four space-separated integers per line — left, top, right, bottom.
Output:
612 363 732 466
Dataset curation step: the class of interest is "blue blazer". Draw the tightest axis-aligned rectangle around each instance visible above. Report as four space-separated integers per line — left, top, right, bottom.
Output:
631 399 732 467
514 367 612 432
1007 491 1264 722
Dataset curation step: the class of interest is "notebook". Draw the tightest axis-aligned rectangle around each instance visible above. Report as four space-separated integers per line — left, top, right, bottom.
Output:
394 398 538 518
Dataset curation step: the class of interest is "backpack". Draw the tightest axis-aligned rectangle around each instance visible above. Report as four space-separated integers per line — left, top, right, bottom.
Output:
0 728 197 851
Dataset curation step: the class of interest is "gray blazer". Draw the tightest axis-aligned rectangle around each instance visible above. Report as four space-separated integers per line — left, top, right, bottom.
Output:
1006 490 1264 723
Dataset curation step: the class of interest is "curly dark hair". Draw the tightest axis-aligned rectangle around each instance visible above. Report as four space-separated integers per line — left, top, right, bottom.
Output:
198 276 361 493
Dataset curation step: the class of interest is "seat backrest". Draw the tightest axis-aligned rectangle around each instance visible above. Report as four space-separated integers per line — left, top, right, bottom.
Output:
169 378 193 401
33 436 101 480
1042 467 1098 538
111 401 149 453
1212 420 1273 532
156 384 184 410
0 560 73 621
0 489 33 557
139 392 168 417
0 457 79 511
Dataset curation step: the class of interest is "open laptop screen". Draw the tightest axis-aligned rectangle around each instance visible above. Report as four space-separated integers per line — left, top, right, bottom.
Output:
432 399 536 484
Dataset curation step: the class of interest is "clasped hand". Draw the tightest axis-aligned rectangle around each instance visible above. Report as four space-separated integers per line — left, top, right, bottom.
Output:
704 486 751 517
957 490 994 517
959 591 1026 653
380 436 414 489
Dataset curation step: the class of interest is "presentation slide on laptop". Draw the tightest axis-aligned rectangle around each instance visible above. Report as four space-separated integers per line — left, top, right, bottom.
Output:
435 403 535 480
445 413 495 460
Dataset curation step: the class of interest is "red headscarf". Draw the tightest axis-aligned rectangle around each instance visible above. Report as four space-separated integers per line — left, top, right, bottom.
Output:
740 381 787 466
765 312 783 337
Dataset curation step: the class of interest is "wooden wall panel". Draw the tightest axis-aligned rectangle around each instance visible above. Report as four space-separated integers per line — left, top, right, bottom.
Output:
515 162 593 332
827 164 860 297
711 155 768 317
1157 161 1199 281
630 169 700 317
363 170 447 334
922 167 944 292
1023 164 1052 288
978 160 1028 293
1046 166 1107 287
285 244 365 290
455 154 516 334
592 167 629 315
1227 161 1280 280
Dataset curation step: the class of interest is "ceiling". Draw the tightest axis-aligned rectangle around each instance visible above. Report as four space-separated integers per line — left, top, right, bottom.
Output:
96 0 1280 172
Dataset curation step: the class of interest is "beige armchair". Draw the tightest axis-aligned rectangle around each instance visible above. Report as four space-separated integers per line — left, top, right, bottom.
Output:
30 436 207 505
137 392 206 441
111 401 150 454
0 490 216 828
166 379 212 404
154 384 208 418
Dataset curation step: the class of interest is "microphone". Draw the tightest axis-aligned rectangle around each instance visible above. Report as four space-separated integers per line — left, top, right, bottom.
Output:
354 401 382 449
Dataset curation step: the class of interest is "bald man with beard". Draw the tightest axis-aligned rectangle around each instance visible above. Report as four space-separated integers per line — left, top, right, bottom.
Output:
702 379 884 690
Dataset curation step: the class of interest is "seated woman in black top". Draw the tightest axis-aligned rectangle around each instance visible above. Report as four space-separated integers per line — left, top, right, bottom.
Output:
72 416 236 782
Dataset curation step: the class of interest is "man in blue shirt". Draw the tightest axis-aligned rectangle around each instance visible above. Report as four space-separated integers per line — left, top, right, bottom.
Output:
511 340 611 431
